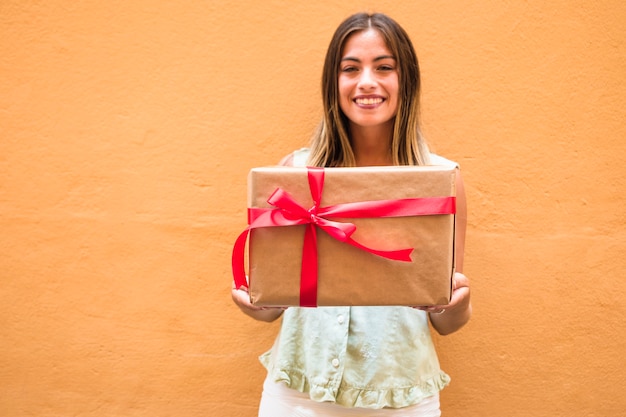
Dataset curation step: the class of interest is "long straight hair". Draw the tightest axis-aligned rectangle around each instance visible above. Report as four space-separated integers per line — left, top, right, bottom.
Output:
308 13 431 167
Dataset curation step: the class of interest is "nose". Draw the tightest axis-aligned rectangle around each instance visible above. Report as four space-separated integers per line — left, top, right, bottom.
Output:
357 68 376 90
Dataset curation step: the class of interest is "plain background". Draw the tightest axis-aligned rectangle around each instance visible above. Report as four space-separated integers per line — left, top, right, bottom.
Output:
2 1 625 416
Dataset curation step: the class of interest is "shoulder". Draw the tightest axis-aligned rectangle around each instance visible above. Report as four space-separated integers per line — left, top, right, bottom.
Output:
279 147 310 167
429 153 459 168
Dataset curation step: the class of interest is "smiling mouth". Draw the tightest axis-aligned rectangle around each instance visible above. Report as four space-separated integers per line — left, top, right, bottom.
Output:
355 97 384 105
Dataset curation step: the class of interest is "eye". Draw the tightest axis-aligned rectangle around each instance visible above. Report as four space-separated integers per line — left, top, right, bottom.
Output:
341 66 358 73
378 64 395 72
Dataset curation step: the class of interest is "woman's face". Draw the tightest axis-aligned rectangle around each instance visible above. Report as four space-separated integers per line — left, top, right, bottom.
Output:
338 29 399 133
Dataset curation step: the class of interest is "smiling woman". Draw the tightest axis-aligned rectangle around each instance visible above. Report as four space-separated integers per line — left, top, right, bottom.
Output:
231 11 472 417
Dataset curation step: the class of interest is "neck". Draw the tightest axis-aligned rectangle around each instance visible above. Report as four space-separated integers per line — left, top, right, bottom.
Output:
349 123 394 166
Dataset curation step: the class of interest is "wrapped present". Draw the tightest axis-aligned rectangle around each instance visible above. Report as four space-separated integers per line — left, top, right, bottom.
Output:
232 165 456 307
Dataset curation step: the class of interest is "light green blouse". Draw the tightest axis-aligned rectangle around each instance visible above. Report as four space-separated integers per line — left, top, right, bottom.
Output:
259 149 457 409
260 306 450 409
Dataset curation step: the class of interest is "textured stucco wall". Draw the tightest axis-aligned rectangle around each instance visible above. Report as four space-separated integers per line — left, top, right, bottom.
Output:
1 1 625 416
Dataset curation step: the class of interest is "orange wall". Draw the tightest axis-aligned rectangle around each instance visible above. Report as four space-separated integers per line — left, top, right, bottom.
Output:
2 1 625 416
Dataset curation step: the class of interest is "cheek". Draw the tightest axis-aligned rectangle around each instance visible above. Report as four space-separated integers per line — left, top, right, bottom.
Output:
389 78 400 109
338 78 352 109
338 77 350 96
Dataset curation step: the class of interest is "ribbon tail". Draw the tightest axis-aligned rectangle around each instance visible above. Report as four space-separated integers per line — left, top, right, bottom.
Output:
299 224 318 307
345 237 414 262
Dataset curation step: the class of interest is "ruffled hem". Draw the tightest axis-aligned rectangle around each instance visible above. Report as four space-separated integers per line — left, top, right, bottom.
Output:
260 354 450 409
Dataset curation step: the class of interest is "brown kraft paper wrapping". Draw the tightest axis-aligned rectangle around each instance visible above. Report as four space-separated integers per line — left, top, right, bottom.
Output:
247 165 456 307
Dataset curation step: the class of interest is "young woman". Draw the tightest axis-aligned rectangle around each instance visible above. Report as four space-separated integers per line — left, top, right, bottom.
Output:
232 12 472 416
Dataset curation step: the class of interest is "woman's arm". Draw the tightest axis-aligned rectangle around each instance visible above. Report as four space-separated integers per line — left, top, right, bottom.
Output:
427 169 472 335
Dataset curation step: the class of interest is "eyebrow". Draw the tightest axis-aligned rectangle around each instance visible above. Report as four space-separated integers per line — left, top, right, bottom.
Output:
341 55 396 62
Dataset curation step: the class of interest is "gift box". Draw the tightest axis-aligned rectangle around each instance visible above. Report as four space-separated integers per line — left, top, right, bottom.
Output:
232 165 456 307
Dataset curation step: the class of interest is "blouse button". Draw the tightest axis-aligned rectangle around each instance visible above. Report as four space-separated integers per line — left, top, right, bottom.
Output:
337 315 345 324
331 358 340 368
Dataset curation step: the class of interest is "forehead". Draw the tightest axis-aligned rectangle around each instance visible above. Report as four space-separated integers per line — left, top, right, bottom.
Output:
342 29 393 57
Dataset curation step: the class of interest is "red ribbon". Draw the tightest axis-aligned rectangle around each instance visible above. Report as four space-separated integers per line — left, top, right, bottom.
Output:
232 167 456 307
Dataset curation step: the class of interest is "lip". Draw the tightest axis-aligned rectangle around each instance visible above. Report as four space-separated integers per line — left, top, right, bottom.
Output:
353 95 385 107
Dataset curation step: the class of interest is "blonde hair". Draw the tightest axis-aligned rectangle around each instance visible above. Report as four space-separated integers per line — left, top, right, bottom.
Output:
308 12 431 167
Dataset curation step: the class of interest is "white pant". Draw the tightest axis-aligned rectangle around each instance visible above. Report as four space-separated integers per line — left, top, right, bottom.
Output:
258 377 441 417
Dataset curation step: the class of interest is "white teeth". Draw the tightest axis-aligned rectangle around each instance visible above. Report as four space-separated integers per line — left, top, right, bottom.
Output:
356 97 383 105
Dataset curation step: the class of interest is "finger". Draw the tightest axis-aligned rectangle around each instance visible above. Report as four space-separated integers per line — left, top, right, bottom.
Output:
446 287 470 309
232 288 263 311
413 305 446 312
453 273 469 288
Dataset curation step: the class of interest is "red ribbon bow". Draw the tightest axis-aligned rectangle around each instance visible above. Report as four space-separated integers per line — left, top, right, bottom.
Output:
232 167 456 307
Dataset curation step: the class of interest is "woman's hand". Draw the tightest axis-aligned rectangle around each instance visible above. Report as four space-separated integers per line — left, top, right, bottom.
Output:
415 272 472 335
231 282 286 323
